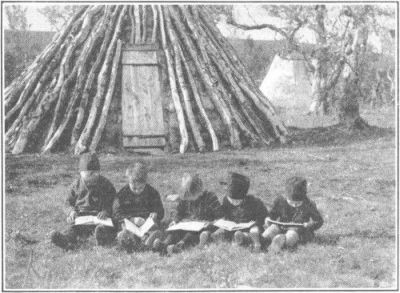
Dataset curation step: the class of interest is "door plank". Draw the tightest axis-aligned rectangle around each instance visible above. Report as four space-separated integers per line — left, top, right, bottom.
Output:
121 50 165 148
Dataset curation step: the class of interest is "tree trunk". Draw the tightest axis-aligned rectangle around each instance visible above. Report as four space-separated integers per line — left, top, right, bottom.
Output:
338 25 369 130
150 5 158 43
41 7 113 153
70 6 120 147
75 6 126 154
11 78 59 154
178 44 219 151
168 6 242 149
4 6 88 112
197 6 287 140
5 4 288 154
42 6 104 148
172 41 206 152
159 6 189 153
134 5 141 44
89 40 122 152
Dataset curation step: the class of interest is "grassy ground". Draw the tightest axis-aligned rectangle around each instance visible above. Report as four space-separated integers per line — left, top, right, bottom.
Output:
4 107 397 289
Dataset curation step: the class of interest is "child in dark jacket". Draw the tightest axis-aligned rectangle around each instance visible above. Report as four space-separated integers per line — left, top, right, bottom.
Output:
211 172 268 252
153 173 222 255
113 161 164 252
262 176 324 252
51 153 116 250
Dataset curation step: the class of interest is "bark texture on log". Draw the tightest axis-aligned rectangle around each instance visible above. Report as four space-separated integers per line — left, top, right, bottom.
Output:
71 6 120 147
5 6 88 112
178 44 219 151
75 6 126 154
89 40 122 151
168 6 242 149
5 4 287 154
41 7 113 153
159 6 189 153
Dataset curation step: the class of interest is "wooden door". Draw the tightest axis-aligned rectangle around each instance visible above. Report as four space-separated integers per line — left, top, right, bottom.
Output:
121 45 165 148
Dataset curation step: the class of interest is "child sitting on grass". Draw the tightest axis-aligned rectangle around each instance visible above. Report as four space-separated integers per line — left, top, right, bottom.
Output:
51 153 116 250
211 172 268 252
153 173 222 256
113 161 164 252
262 176 324 252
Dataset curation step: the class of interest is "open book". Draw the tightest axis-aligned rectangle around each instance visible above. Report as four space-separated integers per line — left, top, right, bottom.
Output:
74 216 114 227
213 219 255 231
167 221 209 232
124 217 155 238
266 218 304 227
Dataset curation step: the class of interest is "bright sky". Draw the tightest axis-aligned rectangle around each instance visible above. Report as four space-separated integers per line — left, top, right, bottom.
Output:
4 4 67 31
4 3 396 47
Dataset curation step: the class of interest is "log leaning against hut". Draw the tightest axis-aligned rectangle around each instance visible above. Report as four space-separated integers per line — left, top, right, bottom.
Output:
5 5 287 155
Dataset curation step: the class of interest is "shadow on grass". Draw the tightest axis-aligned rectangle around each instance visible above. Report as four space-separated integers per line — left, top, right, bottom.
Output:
285 124 394 147
315 229 395 246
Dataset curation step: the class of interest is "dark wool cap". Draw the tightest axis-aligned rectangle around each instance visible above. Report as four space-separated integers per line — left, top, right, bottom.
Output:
79 153 100 171
285 176 307 201
227 172 250 199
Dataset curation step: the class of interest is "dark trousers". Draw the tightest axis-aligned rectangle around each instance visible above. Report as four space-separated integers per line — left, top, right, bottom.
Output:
162 231 200 248
60 224 116 246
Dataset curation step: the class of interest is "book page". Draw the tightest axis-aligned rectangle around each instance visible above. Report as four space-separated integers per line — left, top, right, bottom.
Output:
124 218 154 237
167 221 209 232
267 219 304 227
213 219 256 231
124 219 142 236
138 217 155 237
74 215 96 225
74 216 113 227
95 217 114 227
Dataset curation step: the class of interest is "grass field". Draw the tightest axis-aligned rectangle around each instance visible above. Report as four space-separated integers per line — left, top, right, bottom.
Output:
4 106 397 289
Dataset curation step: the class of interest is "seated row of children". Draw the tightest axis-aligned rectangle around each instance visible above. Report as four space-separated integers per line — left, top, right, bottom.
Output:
51 153 324 255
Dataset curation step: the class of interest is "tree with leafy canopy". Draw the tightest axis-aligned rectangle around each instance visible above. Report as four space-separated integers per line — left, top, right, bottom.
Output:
208 4 394 129
38 5 80 31
4 5 287 155
5 5 30 31
5 5 30 86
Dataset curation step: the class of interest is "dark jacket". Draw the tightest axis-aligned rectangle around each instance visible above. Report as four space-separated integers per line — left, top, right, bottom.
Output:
67 175 116 217
221 195 268 227
113 184 164 222
269 196 323 231
175 191 222 222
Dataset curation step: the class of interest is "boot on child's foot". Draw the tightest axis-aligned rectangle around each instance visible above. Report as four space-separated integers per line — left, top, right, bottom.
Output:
233 231 245 246
153 238 168 256
270 234 286 253
144 230 162 248
198 231 210 249
117 230 138 253
252 244 262 253
167 241 184 256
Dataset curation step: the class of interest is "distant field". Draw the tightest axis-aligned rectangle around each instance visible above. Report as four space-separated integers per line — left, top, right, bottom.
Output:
4 106 397 289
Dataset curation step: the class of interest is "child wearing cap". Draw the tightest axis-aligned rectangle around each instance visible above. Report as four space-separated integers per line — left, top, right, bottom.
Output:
211 172 268 252
113 161 164 252
153 173 222 255
262 176 324 252
50 153 116 250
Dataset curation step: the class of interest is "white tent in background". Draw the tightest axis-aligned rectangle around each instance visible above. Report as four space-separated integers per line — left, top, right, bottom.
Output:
259 54 312 110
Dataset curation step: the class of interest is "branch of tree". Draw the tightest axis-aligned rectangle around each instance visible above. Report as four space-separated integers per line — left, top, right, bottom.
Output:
226 19 289 39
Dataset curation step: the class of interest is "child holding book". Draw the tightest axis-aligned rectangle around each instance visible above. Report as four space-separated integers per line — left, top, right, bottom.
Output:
211 172 268 252
153 173 222 255
50 153 116 250
112 161 164 252
262 176 324 252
